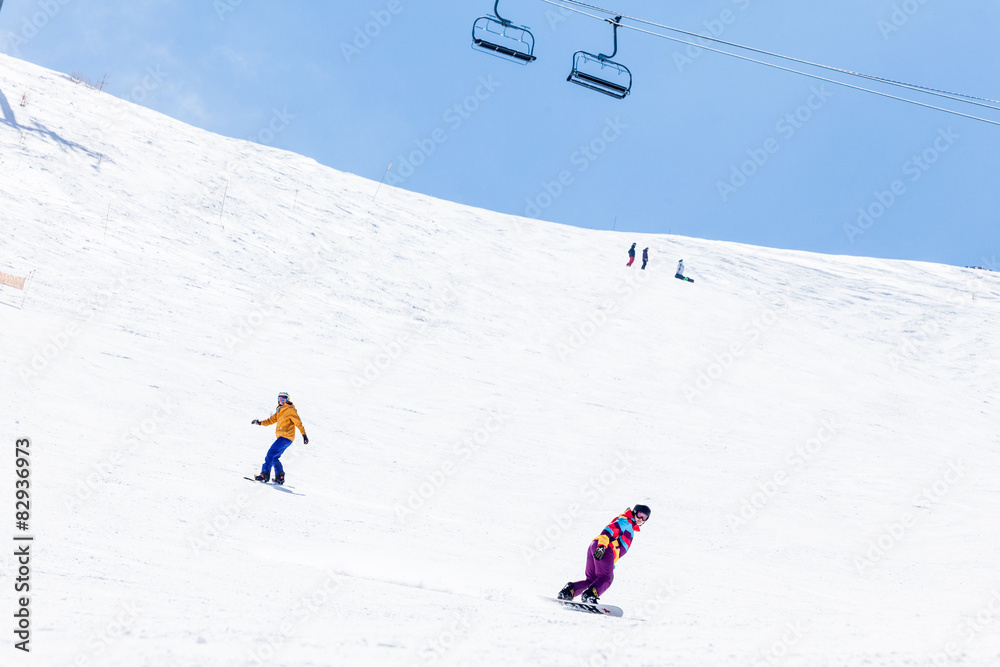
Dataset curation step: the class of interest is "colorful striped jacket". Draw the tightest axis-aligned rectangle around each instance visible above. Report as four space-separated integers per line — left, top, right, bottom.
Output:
595 508 642 563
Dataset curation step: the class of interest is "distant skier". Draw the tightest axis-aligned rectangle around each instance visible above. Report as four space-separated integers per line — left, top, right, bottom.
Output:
627 243 636 267
252 392 309 485
675 259 693 283
641 247 649 270
558 504 651 604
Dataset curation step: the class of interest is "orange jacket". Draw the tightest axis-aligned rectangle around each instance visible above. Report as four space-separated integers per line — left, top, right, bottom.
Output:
259 401 307 441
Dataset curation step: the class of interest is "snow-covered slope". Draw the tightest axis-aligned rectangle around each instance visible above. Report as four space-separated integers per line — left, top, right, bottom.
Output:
2 53 1000 666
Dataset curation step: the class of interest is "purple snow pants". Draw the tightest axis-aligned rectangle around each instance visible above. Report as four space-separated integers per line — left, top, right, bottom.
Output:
570 539 615 598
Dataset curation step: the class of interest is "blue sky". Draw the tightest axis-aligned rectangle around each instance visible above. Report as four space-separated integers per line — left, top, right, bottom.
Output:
2 0 999 267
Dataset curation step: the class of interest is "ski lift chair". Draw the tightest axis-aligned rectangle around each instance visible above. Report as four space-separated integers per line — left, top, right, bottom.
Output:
472 1 537 64
567 16 632 99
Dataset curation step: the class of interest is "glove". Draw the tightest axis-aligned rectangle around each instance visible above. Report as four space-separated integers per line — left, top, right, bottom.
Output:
302 434 309 445
594 546 605 561
251 419 260 425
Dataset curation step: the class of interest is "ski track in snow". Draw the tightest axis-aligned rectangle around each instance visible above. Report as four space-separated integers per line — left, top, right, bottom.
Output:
2 54 1000 666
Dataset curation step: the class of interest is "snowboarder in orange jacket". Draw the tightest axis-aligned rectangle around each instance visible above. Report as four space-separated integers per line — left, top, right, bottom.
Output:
252 392 308 485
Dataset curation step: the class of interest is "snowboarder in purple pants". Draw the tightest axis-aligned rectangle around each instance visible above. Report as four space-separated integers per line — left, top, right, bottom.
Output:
558 504 650 603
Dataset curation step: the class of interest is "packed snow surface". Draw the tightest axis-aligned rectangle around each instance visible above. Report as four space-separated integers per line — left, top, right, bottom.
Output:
2 54 999 666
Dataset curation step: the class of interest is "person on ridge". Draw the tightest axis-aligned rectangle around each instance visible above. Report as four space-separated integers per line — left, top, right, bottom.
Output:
641 247 649 270
558 504 651 604
626 243 637 267
252 392 308 485
675 259 693 282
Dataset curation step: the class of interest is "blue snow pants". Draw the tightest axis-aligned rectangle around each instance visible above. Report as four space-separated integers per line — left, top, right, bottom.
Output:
262 437 293 476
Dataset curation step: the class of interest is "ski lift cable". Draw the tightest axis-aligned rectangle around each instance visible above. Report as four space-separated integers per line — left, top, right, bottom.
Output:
540 0 1000 112
548 0 1000 109
536 0 1000 127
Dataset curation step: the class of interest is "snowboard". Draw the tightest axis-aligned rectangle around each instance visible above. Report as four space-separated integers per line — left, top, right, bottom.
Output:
546 597 623 617
675 275 694 283
244 476 290 488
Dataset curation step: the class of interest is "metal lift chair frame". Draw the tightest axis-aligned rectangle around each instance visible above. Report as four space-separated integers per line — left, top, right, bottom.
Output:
567 16 632 99
472 1 537 64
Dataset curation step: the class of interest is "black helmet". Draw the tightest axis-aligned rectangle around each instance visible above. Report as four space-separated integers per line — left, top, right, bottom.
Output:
633 504 651 519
